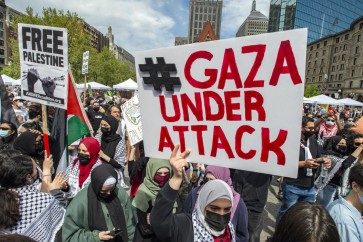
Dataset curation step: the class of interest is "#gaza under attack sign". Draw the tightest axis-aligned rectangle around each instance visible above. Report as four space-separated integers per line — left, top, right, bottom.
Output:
18 23 68 109
135 29 307 178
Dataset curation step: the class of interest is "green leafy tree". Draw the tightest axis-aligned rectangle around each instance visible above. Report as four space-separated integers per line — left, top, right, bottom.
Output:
2 7 135 86
304 84 321 98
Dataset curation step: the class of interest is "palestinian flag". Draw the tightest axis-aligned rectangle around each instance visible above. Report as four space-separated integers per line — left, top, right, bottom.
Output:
67 70 92 145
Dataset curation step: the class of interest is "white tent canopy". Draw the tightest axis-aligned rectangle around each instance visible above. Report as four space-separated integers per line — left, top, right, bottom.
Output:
76 81 111 90
309 94 341 105
113 78 137 91
303 97 315 104
1 74 18 85
338 98 363 106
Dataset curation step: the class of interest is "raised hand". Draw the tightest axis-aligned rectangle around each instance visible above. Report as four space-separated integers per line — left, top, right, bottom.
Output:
49 172 67 191
27 68 40 92
40 77 56 97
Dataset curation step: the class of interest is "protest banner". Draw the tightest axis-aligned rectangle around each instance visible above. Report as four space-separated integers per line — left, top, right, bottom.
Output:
18 23 68 109
82 51 89 75
121 94 143 145
135 29 307 178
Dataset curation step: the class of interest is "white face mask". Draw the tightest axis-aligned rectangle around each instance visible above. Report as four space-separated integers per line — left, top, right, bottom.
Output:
17 102 23 107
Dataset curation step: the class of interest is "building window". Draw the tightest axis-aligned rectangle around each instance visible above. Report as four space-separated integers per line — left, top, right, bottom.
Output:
0 22 3 29
336 37 339 43
315 52 318 57
313 69 316 74
308 62 311 67
319 76 322 82
333 56 336 63
317 43 320 48
0 40 3 46
0 12 3 19
342 54 346 61
310 46 313 51
354 58 357 65
312 77 315 82
309 54 312 60
332 66 335 72
358 35 361 42
345 34 349 40
340 64 344 70
360 22 363 29
330 75 334 81
349 81 353 88
338 84 341 88
324 41 327 46
356 46 359 54
323 49 326 55
343 44 347 50
339 74 343 80
334 47 338 53
352 69 355 77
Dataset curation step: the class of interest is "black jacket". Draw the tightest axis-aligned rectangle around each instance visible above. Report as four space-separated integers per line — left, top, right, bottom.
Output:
150 183 193 242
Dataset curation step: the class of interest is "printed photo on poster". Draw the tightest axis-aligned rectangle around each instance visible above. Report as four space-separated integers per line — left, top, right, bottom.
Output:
18 23 68 109
121 95 143 145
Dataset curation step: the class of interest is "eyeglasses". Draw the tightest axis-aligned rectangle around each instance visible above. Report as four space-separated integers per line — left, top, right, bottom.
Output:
0 127 10 130
354 142 363 146
326 119 334 122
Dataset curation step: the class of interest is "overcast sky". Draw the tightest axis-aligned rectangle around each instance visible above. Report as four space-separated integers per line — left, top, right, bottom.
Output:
7 0 270 54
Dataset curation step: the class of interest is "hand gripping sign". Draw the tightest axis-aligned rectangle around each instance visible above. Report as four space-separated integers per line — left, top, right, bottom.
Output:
135 29 307 178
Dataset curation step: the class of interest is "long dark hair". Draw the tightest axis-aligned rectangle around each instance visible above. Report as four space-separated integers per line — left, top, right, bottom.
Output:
271 202 340 242
0 150 31 229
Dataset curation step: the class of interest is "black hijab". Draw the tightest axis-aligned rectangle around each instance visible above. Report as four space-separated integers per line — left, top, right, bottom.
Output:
13 131 41 157
322 135 346 158
88 164 128 242
101 116 121 158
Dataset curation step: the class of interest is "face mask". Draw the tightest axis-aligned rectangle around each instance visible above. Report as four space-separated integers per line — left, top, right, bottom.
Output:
17 102 23 108
99 193 112 199
154 174 170 187
348 121 354 125
0 130 9 138
101 127 111 135
304 131 314 139
338 146 347 153
326 121 335 126
93 107 100 111
34 140 44 153
205 210 231 232
78 153 91 164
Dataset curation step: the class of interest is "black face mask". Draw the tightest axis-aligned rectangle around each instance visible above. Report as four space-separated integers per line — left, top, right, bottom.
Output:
338 146 347 153
304 131 314 139
34 140 44 154
78 153 91 164
205 210 231 232
93 107 100 112
101 127 111 135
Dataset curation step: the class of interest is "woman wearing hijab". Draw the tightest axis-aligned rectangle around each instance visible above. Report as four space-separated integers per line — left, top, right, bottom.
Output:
62 164 135 242
0 121 17 151
315 134 363 207
316 114 340 141
151 146 236 242
13 131 45 165
96 116 127 186
183 165 248 242
132 158 173 242
65 137 102 199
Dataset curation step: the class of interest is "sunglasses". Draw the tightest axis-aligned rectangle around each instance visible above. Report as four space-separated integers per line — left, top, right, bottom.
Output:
0 127 10 130
354 142 363 146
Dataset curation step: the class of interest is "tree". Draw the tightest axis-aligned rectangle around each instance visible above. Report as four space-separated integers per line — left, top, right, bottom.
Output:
2 7 135 86
304 84 321 97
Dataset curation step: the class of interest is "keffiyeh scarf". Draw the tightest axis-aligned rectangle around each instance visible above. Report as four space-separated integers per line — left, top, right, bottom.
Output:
7 181 65 242
192 209 235 242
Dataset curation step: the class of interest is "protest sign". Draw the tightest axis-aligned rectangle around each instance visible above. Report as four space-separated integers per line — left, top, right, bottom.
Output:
135 29 307 178
82 51 89 75
18 24 68 109
121 94 143 145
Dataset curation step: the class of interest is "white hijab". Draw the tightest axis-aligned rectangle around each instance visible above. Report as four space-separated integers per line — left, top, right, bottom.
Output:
195 179 234 237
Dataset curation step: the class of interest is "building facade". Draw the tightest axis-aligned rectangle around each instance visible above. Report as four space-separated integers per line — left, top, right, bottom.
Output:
305 16 363 100
175 37 188 46
106 26 135 70
236 0 268 37
188 0 223 44
268 0 363 43
83 22 109 52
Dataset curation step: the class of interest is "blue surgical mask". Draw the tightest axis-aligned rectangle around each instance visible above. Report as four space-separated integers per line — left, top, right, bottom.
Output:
348 121 354 125
0 130 9 138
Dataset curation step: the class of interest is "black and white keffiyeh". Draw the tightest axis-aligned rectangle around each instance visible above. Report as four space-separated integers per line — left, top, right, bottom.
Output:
7 181 65 242
192 210 235 242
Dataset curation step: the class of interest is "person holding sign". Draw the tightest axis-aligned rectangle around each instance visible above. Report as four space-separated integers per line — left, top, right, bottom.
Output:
150 145 237 242
276 117 332 224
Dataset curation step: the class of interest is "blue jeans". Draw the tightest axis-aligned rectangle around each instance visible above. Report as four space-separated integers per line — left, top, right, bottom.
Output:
276 181 316 224
316 184 337 208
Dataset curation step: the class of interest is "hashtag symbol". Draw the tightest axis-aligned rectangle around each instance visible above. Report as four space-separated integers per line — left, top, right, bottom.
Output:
139 57 181 92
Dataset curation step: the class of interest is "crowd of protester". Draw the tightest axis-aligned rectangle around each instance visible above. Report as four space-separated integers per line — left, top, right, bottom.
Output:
0 91 362 242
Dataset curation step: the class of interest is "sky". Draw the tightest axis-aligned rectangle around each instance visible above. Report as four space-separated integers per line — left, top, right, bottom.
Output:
7 0 270 54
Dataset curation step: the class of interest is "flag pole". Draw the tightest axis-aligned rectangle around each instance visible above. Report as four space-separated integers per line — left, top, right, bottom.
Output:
41 105 50 156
